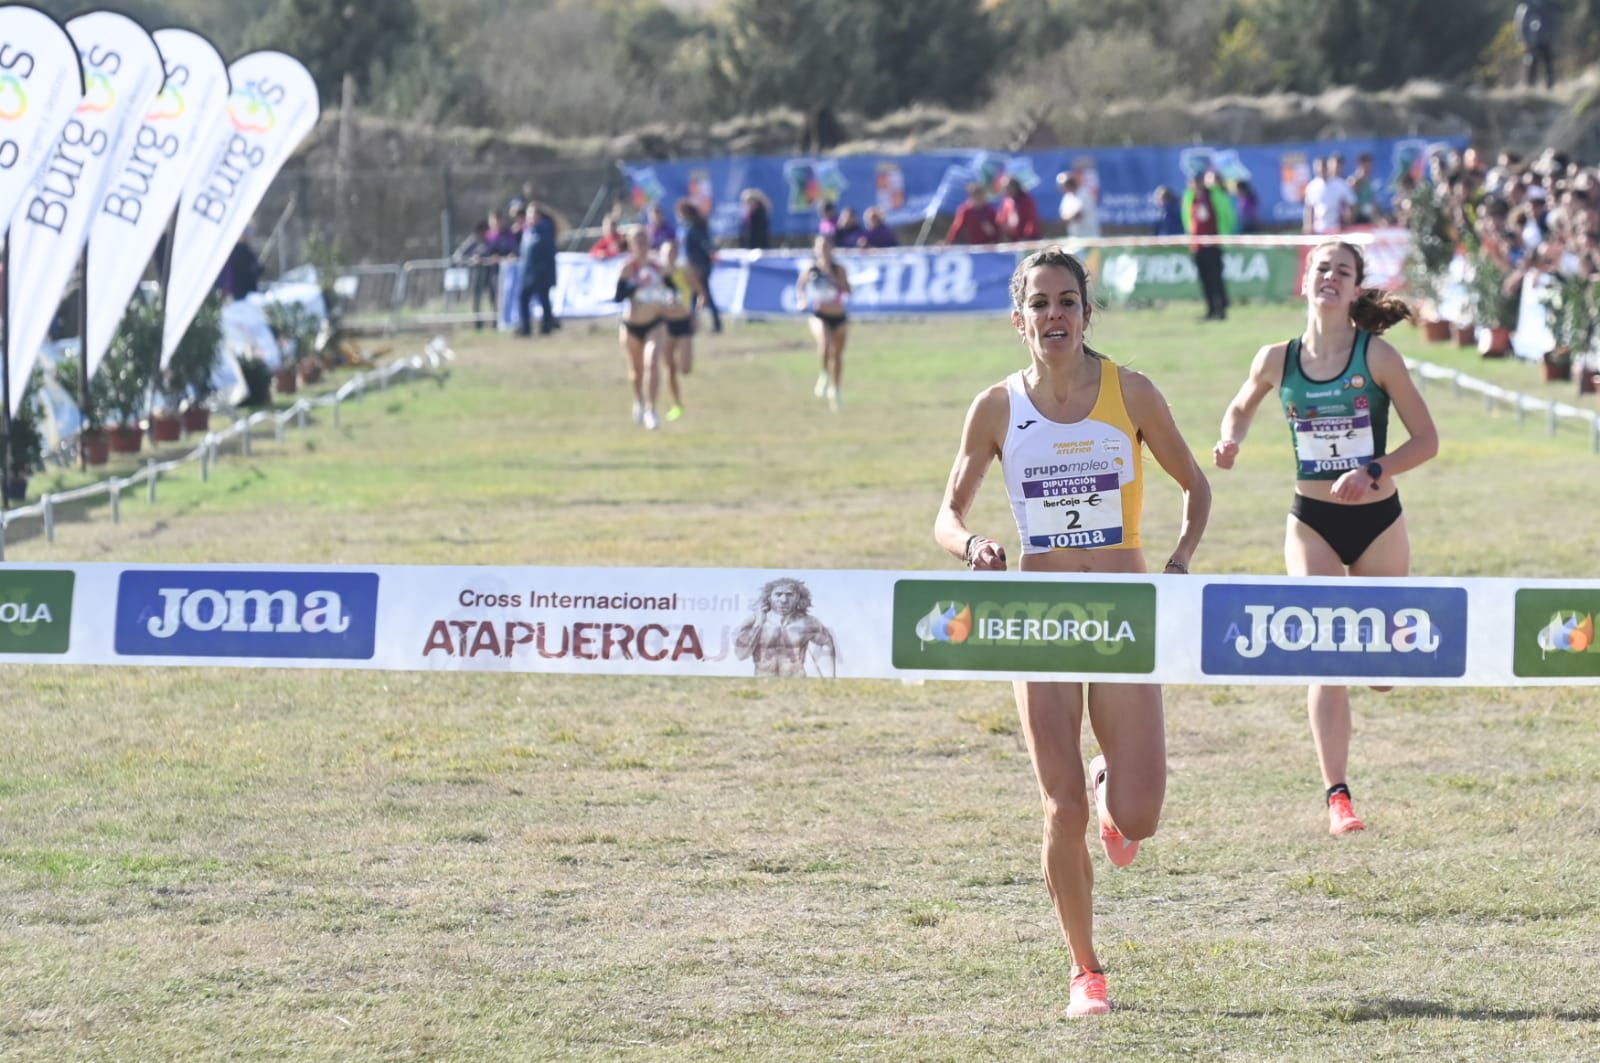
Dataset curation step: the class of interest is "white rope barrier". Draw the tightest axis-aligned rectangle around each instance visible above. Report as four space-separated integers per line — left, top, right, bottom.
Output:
1406 357 1600 449
0 338 454 556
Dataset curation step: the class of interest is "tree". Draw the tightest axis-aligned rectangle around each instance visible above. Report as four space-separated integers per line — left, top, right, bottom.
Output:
1311 0 1503 90
367 37 491 127
844 0 1003 115
249 0 424 104
704 0 1003 120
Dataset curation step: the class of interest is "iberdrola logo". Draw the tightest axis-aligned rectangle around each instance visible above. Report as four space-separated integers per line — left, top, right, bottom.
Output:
227 80 275 134
76 69 115 114
915 602 972 647
1537 612 1595 656
0 75 26 121
147 82 184 121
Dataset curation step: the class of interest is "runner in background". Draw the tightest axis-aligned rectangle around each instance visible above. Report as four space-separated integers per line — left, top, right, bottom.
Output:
658 238 704 423
1213 240 1439 835
612 227 673 430
933 247 1210 1017
797 235 852 412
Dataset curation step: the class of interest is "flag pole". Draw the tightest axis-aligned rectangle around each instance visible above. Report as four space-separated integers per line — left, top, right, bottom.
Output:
78 244 88 471
2 234 12 526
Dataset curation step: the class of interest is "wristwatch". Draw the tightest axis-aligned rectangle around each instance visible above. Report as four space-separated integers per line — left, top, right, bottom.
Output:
1365 461 1384 489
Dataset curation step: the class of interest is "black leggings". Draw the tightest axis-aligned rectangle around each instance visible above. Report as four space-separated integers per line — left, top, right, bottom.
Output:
519 282 556 334
691 264 720 330
1291 492 1403 566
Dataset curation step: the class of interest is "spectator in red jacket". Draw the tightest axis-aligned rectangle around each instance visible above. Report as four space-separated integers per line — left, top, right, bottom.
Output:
996 177 1041 242
943 182 1000 245
589 214 625 258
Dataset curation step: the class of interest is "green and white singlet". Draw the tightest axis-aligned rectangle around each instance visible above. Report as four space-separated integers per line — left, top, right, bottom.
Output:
1279 330 1390 481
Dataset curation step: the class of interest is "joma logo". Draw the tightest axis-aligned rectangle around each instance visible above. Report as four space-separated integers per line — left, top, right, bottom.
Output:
116 570 379 660
146 587 351 638
1232 604 1439 659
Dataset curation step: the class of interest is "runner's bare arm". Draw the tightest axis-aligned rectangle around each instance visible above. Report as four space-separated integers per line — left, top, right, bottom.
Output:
1215 342 1286 468
1125 369 1211 571
934 384 1008 569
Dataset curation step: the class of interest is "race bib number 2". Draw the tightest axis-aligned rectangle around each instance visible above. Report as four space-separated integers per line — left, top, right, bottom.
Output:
1294 413 1373 475
1023 474 1123 549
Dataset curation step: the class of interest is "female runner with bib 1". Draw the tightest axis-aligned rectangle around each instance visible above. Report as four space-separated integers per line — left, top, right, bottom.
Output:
1213 240 1438 836
934 247 1210 1017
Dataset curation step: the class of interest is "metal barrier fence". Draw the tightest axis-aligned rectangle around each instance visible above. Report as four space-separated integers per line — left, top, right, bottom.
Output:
337 259 502 332
333 264 406 332
0 339 456 559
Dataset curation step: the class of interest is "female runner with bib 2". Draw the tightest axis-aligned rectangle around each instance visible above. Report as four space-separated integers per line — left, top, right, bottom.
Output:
934 247 1210 1018
1213 240 1439 836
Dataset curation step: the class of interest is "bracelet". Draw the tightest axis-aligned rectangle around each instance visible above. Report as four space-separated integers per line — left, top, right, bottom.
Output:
964 534 982 567
1164 559 1188 574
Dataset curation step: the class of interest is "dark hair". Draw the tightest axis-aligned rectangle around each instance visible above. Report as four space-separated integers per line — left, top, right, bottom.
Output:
1314 241 1413 334
1008 247 1105 359
756 577 811 614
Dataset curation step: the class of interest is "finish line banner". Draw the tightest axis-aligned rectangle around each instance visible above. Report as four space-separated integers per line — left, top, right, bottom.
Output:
3 564 1600 686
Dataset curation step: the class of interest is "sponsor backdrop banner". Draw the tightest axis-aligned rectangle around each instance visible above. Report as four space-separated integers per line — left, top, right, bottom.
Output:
4 10 163 416
3 564 1600 686
496 232 1407 328
161 50 318 367
83 27 230 384
620 136 1470 241
0 4 83 233
1091 244 1302 306
496 248 1024 327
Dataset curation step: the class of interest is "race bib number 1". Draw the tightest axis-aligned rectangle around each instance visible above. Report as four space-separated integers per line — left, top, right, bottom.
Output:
1023 474 1123 549
1294 413 1373 475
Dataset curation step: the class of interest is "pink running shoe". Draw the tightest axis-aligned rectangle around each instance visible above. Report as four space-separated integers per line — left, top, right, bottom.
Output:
1089 754 1139 867
1067 968 1111 1017
1327 791 1366 835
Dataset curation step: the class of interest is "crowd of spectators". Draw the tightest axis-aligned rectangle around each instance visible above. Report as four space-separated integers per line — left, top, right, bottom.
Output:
462 127 1600 347
1398 144 1600 345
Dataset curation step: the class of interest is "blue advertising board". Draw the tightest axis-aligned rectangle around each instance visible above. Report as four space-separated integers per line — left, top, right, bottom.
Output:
621 135 1468 241
1200 582 1468 679
115 570 381 660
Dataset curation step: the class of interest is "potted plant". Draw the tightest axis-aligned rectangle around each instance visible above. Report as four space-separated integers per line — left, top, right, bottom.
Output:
5 372 45 502
55 357 112 465
166 292 225 433
1466 248 1518 358
305 233 347 372
102 296 163 453
1401 179 1456 340
1543 273 1596 383
264 300 322 394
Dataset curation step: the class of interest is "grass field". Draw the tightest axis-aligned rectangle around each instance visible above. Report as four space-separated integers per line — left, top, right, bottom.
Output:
3 304 1600 1061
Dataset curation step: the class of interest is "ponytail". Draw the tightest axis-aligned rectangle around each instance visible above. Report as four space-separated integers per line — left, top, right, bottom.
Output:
1349 288 1413 334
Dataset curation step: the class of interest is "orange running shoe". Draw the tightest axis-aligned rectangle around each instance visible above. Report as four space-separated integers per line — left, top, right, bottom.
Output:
1327 791 1366 835
1067 968 1111 1017
1088 754 1139 867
